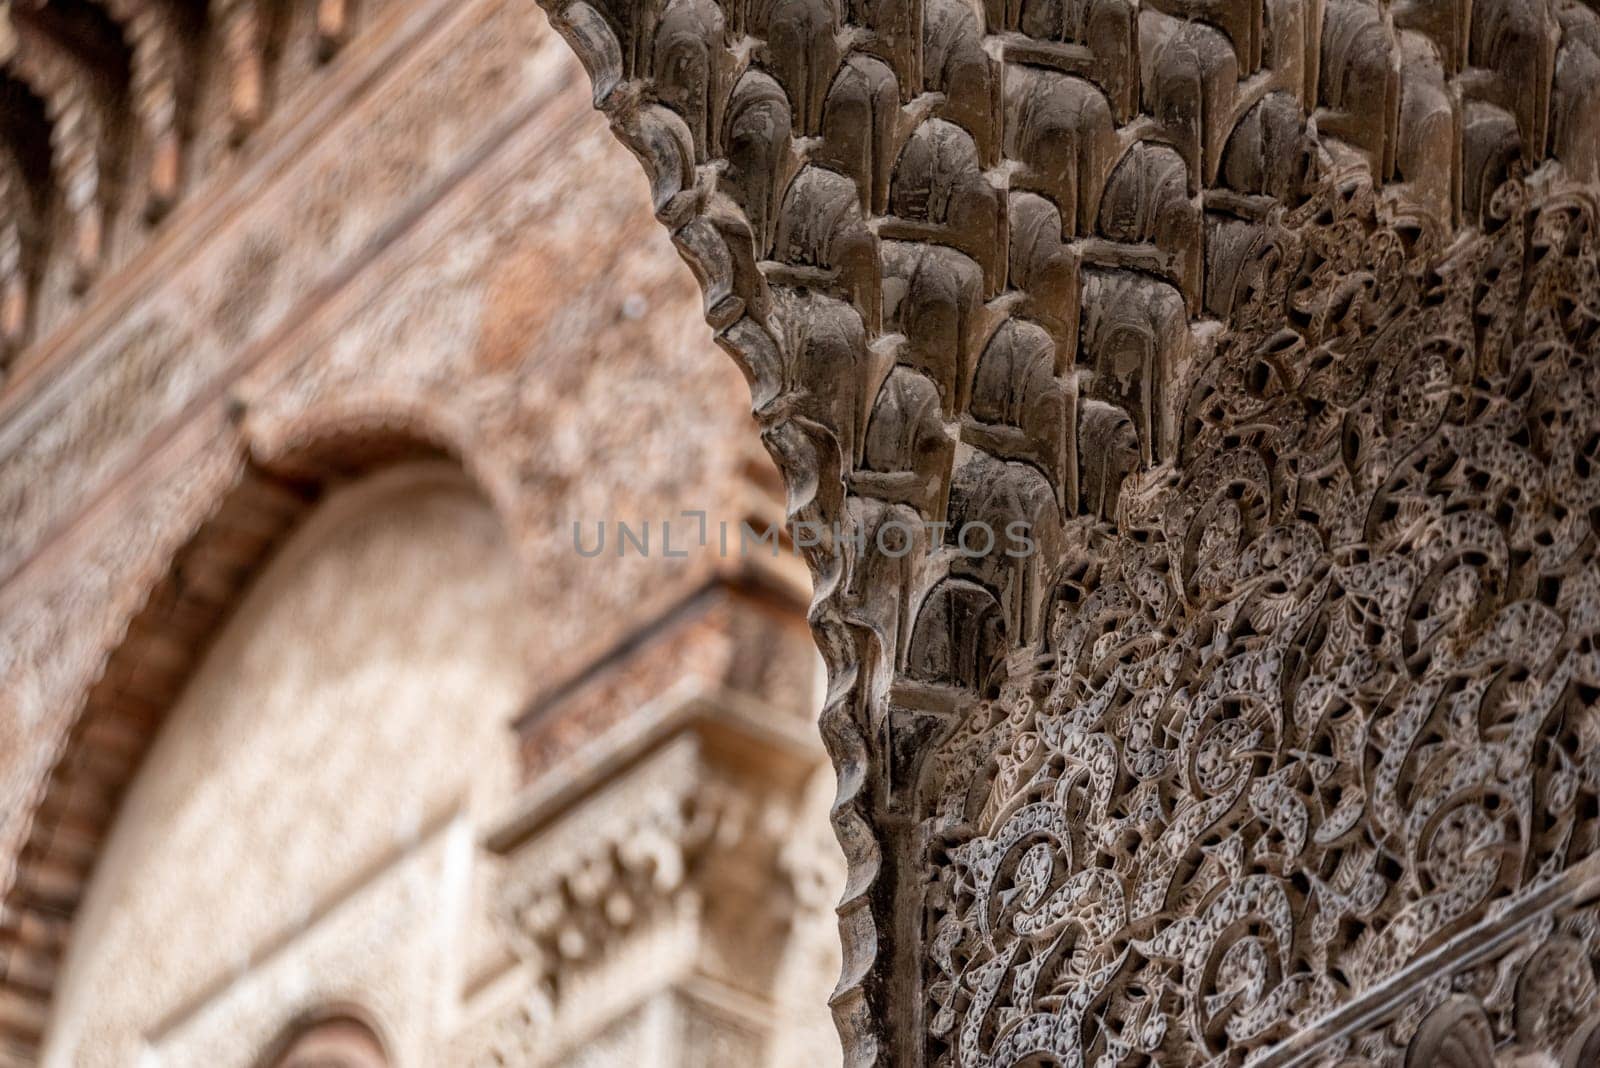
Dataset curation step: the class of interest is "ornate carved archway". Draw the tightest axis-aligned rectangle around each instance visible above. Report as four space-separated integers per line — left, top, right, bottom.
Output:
0 426 471 1061
522 0 1600 1062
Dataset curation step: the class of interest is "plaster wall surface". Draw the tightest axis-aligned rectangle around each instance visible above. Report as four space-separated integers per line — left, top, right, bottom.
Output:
45 467 529 1066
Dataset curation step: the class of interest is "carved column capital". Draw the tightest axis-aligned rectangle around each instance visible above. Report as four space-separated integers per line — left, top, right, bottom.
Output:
488 702 819 1001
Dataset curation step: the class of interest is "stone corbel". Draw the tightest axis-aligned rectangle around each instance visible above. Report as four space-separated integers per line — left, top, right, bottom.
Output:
0 154 32 365
487 698 820 1036
1 4 110 291
316 0 352 60
211 0 266 142
123 2 184 218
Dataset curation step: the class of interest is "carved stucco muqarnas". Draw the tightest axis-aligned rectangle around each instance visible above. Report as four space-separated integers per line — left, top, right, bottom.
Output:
527 0 1600 1063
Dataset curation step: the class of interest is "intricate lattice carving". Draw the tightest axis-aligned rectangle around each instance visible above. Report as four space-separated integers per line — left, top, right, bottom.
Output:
1289 869 1600 1065
527 0 1600 1059
922 166 1600 1067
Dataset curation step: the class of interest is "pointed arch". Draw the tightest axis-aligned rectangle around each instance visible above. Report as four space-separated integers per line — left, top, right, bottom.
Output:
0 419 484 1063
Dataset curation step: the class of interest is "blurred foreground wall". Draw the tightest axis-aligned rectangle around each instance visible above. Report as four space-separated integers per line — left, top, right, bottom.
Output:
0 1 842 1063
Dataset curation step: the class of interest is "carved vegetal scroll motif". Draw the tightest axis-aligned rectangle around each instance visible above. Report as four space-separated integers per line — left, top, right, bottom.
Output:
924 169 1600 1068
531 0 1600 1060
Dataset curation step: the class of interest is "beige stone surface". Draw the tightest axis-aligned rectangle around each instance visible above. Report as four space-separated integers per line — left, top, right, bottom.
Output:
45 467 530 1066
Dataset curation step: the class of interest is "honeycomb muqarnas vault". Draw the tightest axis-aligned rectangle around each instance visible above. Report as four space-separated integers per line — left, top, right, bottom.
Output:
527 0 1600 1062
